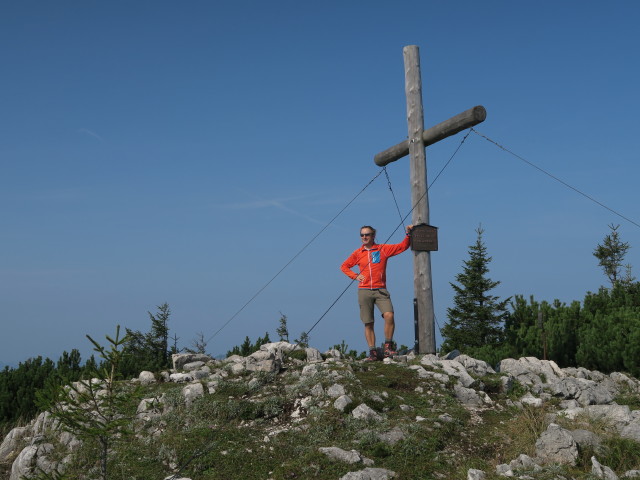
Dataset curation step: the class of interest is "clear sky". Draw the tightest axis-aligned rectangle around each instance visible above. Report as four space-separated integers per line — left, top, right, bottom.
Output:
2 1 639 368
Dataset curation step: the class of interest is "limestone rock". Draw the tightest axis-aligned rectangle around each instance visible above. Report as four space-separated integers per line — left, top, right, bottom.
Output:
318 446 373 465
454 384 491 407
467 468 486 480
620 418 640 442
571 429 603 455
551 377 614 406
182 382 205 406
245 350 280 373
334 395 353 412
172 353 213 371
0 426 29 462
455 354 496 376
535 423 578 466
592 456 619 480
351 404 383 422
138 371 156 385
377 426 405 445
499 357 565 386
169 373 194 383
327 383 346 398
305 347 324 363
339 467 396 480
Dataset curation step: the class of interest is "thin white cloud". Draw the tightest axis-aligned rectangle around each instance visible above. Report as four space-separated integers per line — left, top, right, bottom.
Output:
222 194 314 210
77 128 104 142
221 194 327 226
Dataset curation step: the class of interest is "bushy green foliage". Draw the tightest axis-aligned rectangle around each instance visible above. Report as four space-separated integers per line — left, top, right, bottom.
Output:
504 283 640 377
120 302 173 377
226 332 271 357
0 349 98 428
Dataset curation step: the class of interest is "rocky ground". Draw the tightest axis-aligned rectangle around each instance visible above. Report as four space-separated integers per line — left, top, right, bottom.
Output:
1 342 640 479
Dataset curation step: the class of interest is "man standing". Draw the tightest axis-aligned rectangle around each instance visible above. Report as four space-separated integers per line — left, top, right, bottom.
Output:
340 224 414 361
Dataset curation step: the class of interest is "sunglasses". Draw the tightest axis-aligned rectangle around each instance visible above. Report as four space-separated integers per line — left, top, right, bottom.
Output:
360 233 373 237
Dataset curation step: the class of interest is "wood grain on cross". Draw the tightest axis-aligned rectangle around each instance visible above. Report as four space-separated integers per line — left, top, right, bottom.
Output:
373 45 487 354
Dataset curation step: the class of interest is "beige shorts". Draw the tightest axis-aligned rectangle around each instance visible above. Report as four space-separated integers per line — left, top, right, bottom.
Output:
357 288 393 324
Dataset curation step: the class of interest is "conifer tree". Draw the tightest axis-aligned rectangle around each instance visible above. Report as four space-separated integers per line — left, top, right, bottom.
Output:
276 312 290 342
38 326 137 480
593 224 631 287
441 226 510 357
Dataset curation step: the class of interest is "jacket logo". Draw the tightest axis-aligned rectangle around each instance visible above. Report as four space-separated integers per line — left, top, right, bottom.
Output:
371 251 380 264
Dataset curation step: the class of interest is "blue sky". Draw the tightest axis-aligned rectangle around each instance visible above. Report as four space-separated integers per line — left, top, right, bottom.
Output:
2 1 639 367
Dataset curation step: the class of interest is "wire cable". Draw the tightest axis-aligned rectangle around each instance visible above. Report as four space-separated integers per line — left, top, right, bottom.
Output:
384 166 406 230
206 168 386 344
471 128 640 229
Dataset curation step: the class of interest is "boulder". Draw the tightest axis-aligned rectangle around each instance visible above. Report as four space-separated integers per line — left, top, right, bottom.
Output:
334 395 353 412
318 446 373 465
245 350 280 373
620 418 640 442
535 423 578 466
550 377 614 406
0 426 29 462
352 404 383 422
182 383 205 407
138 371 156 385
339 467 396 480
454 384 490 407
327 383 346 398
172 353 213 371
571 429 603 454
305 347 324 363
421 357 475 387
498 357 565 386
467 468 486 480
592 456 619 480
455 354 496 376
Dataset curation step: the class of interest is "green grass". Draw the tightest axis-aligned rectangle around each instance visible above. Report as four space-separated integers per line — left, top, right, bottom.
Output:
12 357 640 480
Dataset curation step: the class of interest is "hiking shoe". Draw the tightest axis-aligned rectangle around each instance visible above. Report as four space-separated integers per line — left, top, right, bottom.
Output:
383 342 398 358
365 349 379 362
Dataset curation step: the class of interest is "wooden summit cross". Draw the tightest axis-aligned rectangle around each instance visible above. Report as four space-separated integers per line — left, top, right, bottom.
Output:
374 45 486 354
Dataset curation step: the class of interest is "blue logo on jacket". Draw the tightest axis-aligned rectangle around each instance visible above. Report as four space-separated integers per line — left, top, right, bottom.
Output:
371 251 380 264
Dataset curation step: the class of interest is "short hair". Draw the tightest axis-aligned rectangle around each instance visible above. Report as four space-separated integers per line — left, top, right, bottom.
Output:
360 225 376 237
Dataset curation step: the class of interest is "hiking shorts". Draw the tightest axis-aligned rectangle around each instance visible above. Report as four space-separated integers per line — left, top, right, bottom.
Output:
357 288 393 324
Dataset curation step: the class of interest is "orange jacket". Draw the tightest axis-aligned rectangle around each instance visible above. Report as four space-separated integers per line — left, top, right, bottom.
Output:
340 235 411 289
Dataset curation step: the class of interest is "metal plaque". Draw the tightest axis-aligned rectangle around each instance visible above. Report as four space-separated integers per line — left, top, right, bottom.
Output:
410 223 438 251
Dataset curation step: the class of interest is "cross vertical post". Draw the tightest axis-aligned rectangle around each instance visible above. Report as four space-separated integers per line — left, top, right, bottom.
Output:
373 45 487 355
404 45 436 354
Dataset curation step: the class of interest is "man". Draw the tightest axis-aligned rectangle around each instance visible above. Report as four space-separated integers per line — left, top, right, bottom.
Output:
340 224 414 361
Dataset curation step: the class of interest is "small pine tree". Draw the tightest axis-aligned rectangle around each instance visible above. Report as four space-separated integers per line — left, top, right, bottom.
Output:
593 224 631 287
37 326 137 480
146 302 171 368
294 331 310 348
276 312 290 342
441 226 510 357
189 331 208 354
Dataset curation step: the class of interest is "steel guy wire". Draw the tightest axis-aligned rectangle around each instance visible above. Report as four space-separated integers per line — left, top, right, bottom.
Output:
206 168 387 345
384 166 406 230
471 128 640 230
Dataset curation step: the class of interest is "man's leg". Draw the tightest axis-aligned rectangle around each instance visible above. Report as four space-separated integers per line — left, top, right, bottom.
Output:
358 289 378 360
382 311 395 341
364 322 376 348
382 311 398 357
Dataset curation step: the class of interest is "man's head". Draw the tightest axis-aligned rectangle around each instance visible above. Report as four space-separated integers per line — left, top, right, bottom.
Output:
360 225 376 247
